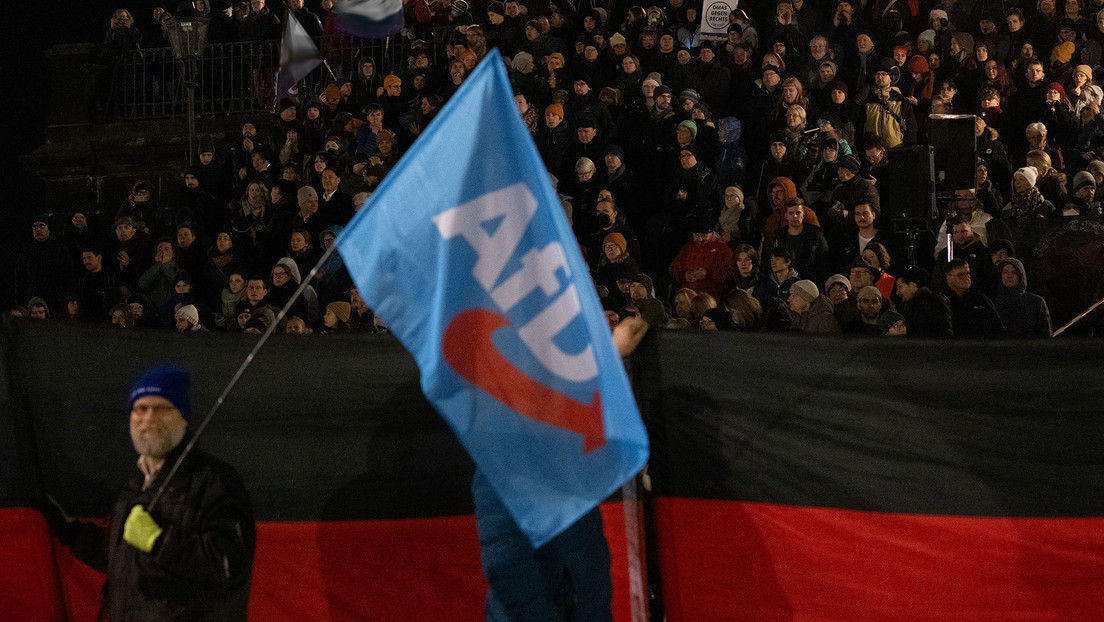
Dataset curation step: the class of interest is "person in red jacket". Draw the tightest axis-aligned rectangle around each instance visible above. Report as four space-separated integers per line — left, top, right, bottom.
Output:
668 215 735 299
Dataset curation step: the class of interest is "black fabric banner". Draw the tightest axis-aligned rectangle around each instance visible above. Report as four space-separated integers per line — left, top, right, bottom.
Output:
636 331 1104 516
1006 216 1104 330
4 322 475 521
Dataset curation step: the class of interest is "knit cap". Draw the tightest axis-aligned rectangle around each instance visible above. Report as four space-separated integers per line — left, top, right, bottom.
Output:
327 302 352 323
128 364 192 421
1014 167 1039 187
790 279 819 303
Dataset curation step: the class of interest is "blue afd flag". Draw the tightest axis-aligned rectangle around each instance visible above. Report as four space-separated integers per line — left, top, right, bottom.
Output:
336 49 648 547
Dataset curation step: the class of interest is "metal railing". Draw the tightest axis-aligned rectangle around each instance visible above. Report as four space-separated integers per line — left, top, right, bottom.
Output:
114 30 454 120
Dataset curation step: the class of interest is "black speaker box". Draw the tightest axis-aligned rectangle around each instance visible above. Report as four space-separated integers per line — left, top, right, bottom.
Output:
882 145 935 226
929 114 978 192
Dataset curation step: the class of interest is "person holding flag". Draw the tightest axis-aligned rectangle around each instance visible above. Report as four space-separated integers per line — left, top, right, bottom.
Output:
42 364 256 621
336 49 650 618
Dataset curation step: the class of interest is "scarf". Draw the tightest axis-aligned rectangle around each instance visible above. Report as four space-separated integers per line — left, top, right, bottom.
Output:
1008 187 1046 219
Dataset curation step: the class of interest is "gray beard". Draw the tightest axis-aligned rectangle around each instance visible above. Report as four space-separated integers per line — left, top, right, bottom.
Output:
132 429 183 460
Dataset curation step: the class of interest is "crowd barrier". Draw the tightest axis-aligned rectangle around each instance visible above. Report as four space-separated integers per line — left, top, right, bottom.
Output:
113 30 454 120
3 323 1104 620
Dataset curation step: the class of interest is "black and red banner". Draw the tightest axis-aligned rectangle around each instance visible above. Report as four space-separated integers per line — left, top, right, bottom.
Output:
636 331 1104 621
0 323 634 621
6 323 1104 621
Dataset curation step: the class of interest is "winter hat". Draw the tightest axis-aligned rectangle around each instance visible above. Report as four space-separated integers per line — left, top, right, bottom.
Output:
115 216 138 228
630 273 654 294
1053 41 1076 65
327 301 352 323
877 310 906 334
908 55 930 73
825 274 851 293
918 29 936 48
827 80 849 97
487 1 505 16
548 52 565 67
790 279 819 303
610 32 627 47
654 84 673 97
898 266 931 287
129 363 192 421
545 103 564 118
604 143 626 160
644 71 663 85
930 8 948 23
1088 158 1104 180
838 154 861 174
511 51 533 72
678 119 698 138
1073 170 1097 192
383 74 402 89
576 114 598 129
298 186 318 206
1015 166 1039 187
680 142 703 162
1075 64 1094 82
680 88 701 104
857 285 883 303
278 98 296 113
603 232 627 254
176 304 201 330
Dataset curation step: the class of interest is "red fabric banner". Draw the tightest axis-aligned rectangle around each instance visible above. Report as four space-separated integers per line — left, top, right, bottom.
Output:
5 503 632 621
0 508 64 622
656 498 1104 621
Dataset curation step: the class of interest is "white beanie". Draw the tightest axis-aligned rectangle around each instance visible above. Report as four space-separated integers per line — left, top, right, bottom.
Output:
790 279 819 303
176 304 200 328
1015 166 1039 188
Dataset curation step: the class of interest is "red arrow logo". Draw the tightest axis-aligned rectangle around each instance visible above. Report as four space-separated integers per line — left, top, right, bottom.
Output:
442 308 606 453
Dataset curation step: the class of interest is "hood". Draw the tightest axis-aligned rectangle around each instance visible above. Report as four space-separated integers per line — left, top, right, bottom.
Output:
319 224 344 248
277 257 302 284
768 176 798 200
27 296 49 317
718 117 742 145
999 258 1028 293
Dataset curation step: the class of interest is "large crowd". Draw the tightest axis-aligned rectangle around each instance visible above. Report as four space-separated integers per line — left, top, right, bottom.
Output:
16 0 1104 338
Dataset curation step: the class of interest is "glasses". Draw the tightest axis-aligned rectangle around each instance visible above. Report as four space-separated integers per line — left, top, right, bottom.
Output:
857 298 881 304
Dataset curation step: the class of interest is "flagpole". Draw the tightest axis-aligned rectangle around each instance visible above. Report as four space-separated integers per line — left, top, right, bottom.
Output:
147 245 337 512
321 60 338 82
1051 294 1104 337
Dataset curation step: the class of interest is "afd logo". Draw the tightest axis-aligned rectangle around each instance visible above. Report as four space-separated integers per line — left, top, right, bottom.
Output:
432 183 605 452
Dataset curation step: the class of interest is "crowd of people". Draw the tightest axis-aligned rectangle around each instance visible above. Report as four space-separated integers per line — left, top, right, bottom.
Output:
19 0 1104 339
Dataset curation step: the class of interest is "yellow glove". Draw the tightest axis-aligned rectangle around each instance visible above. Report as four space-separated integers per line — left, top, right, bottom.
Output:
123 504 163 553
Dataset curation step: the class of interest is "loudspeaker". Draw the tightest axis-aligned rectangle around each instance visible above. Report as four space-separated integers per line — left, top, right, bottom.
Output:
928 114 978 192
882 145 935 226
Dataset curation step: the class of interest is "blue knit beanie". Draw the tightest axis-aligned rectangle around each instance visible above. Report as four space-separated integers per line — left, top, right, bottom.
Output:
128 364 192 422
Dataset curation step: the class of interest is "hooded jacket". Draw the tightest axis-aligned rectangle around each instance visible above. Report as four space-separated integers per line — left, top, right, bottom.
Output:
993 259 1052 337
762 177 820 249
714 117 748 187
